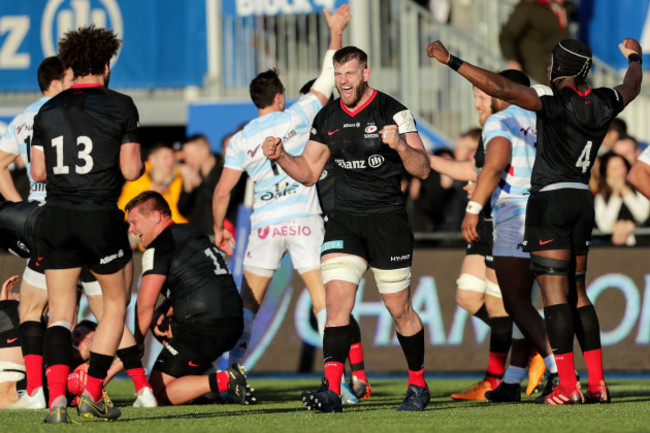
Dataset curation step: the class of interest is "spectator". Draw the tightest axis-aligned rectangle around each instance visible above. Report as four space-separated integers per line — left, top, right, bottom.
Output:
117 143 187 229
178 134 223 236
591 118 627 193
594 152 650 246
612 134 642 166
499 0 569 84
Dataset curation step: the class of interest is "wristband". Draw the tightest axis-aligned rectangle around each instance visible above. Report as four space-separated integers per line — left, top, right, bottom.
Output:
447 54 464 71
628 53 642 64
466 201 483 215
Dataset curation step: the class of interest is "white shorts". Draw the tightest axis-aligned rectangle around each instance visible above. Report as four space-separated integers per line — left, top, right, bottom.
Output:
493 212 529 259
245 215 324 272
22 262 102 296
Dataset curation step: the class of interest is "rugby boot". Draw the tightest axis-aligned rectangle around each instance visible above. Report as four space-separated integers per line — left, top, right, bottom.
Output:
42 406 68 424
584 381 611 404
7 386 46 409
397 383 430 411
484 382 521 402
227 364 256 404
350 375 372 400
133 386 158 407
301 378 343 413
340 381 358 404
77 392 121 420
534 372 559 404
526 354 546 396
544 384 585 405
450 380 492 401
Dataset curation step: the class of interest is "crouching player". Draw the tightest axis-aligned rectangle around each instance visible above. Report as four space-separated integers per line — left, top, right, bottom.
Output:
126 191 254 405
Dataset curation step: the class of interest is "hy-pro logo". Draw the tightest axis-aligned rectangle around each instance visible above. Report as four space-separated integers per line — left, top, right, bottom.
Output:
41 0 123 61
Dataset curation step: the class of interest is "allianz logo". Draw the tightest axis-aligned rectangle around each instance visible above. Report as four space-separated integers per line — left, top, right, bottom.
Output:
335 154 384 170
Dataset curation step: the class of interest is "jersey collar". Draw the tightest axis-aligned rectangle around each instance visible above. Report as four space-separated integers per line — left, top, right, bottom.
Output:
70 83 104 89
566 85 591 97
340 89 377 117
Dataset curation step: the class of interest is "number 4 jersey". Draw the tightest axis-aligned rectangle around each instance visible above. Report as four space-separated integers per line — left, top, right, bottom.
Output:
530 84 624 192
32 84 140 208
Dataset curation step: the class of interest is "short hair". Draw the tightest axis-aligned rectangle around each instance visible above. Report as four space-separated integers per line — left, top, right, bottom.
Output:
183 134 210 151
146 142 172 159
300 78 316 95
125 190 172 218
333 46 368 68
498 69 531 87
250 69 285 109
609 118 628 136
617 134 640 150
58 25 121 77
71 319 97 343
37 57 65 92
460 127 482 142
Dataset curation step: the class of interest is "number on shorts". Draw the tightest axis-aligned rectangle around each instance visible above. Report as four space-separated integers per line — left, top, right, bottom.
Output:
575 140 592 174
204 247 229 275
51 135 94 175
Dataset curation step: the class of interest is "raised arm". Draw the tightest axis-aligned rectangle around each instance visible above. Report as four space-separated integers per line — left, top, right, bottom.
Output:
380 126 429 179
426 40 542 112
264 137 330 186
614 38 643 108
310 5 352 106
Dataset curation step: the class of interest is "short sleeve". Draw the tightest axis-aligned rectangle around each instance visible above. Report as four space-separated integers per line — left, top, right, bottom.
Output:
309 109 327 145
223 132 246 171
142 233 173 276
119 96 140 145
0 118 19 155
482 113 511 147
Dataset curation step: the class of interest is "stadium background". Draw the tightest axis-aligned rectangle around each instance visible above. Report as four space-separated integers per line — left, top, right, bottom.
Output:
1 0 650 373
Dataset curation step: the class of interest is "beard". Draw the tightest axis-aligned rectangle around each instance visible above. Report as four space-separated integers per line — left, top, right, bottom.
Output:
338 80 367 108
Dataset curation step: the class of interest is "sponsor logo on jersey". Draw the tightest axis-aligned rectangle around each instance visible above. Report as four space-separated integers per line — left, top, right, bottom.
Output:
365 125 377 133
319 169 329 181
311 127 317 135
6 337 18 344
335 158 366 169
390 254 411 262
260 182 299 201
164 343 178 356
99 249 124 265
368 154 384 168
283 129 297 141
247 144 261 158
16 122 32 135
364 133 379 139
327 129 340 136
343 122 361 128
260 225 313 238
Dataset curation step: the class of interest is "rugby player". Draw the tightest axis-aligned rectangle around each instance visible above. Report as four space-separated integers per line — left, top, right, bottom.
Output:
31 25 144 422
264 46 431 412
126 191 253 406
427 37 642 404
458 70 558 402
0 275 22 409
212 4 363 401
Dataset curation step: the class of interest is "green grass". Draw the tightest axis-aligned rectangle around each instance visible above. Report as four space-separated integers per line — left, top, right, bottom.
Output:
2 377 650 432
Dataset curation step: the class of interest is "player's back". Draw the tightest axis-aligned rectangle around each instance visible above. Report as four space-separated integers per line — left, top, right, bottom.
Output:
531 85 623 191
33 85 140 208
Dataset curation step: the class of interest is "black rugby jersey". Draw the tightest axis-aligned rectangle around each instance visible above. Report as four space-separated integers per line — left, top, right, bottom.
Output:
32 84 140 207
0 200 42 258
531 85 624 192
310 90 413 215
142 224 242 322
316 159 336 217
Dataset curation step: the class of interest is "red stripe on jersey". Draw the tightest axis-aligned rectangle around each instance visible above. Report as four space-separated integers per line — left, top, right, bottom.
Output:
340 89 377 117
70 83 104 89
566 86 592 97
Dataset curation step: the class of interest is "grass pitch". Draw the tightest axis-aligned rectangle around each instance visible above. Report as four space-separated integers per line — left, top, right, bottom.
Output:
2 376 650 432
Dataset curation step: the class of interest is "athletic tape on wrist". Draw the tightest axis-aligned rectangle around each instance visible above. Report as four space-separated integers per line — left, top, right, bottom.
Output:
628 53 643 64
311 50 336 98
466 201 483 214
447 54 464 71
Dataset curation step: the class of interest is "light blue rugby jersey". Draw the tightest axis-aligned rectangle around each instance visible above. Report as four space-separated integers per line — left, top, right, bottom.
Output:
0 97 50 202
482 104 537 225
225 92 323 230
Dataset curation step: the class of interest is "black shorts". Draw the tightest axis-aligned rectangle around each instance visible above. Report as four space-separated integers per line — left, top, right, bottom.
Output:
36 205 132 274
523 189 594 255
0 300 21 348
322 209 413 269
153 318 243 378
465 211 495 269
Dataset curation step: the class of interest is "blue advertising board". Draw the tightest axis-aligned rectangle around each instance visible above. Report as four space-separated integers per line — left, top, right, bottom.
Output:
0 0 207 91
221 0 348 17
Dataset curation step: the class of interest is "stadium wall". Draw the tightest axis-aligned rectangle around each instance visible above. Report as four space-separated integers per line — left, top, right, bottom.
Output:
1 247 648 372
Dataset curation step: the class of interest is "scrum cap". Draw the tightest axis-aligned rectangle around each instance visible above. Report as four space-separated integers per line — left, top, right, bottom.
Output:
550 39 592 83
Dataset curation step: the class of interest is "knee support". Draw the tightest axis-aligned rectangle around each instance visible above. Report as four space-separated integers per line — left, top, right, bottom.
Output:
0 361 25 384
321 256 367 286
371 267 411 294
529 255 570 276
485 279 502 299
456 273 487 294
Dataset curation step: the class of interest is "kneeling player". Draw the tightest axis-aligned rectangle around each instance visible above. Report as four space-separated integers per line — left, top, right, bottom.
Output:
126 191 254 405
